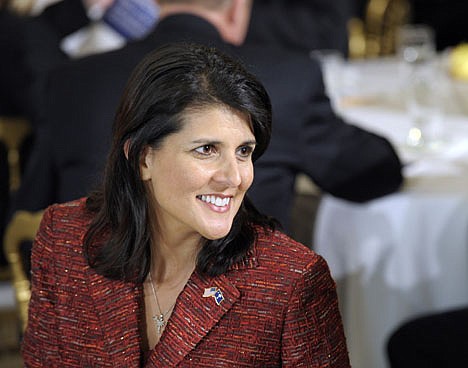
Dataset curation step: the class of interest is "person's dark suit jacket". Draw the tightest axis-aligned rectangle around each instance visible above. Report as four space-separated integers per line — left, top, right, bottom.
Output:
0 0 89 266
0 0 89 119
246 0 351 56
13 14 403 230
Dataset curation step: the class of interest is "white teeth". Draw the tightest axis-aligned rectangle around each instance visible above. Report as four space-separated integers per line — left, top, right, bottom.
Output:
200 195 230 207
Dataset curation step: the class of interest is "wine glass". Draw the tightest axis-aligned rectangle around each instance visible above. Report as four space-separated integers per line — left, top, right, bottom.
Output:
396 24 439 148
397 24 436 64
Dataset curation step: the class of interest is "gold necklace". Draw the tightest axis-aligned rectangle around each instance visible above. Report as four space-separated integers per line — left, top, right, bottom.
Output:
148 270 176 336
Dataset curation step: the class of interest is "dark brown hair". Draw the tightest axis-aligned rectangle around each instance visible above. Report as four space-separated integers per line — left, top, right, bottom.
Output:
84 42 275 283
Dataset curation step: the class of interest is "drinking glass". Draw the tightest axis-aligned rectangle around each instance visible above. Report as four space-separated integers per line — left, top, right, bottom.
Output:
397 24 436 64
396 24 439 148
405 68 443 147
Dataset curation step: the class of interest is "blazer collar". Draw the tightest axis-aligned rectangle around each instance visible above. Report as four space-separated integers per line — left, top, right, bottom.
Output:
149 244 258 366
148 271 239 367
89 242 258 367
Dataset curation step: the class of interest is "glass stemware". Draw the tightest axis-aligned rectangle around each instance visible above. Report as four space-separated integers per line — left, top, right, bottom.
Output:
396 24 440 148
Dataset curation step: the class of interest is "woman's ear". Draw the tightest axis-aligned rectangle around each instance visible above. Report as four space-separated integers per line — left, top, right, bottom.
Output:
140 146 153 181
226 0 252 45
123 139 131 159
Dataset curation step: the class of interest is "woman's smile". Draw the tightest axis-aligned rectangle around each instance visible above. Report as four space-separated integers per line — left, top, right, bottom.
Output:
197 194 232 212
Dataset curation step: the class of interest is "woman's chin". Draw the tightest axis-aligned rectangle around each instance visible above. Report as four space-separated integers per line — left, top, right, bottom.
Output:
201 222 233 240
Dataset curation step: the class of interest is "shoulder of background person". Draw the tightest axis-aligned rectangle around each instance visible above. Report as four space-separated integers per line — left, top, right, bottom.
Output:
236 44 324 100
37 0 90 39
43 38 148 109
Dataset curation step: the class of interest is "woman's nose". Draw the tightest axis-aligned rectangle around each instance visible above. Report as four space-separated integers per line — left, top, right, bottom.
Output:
212 156 242 187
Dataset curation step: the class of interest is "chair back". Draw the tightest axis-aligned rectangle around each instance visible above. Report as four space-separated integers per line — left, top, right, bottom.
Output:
0 116 31 192
349 0 411 58
6 0 35 14
365 0 410 57
3 210 43 332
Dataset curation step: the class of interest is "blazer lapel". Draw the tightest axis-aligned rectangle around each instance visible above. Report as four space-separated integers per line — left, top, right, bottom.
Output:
88 270 143 367
148 271 240 367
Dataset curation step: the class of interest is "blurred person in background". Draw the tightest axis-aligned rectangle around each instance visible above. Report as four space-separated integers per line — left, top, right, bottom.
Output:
12 0 403 235
0 0 115 268
0 0 117 121
0 0 159 267
1 0 97 267
0 0 158 129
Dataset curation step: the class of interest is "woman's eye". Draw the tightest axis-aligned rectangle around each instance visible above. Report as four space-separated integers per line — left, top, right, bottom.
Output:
195 145 215 155
237 145 254 158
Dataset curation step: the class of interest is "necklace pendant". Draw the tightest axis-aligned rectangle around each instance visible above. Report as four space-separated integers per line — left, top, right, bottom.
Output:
153 314 165 335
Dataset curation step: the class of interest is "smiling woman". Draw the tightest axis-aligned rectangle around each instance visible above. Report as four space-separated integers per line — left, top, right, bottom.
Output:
140 106 256 242
22 42 350 367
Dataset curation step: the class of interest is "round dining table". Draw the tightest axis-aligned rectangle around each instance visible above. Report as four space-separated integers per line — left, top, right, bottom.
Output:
312 56 468 368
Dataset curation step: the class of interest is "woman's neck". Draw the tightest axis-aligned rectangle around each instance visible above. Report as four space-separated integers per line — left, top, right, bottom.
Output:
150 234 200 285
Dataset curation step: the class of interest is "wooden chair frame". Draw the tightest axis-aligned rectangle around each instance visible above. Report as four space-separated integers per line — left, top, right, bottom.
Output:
0 116 31 192
349 0 411 58
3 210 43 332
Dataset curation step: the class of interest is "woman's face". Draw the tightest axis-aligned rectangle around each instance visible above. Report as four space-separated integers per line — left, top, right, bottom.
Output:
140 105 256 242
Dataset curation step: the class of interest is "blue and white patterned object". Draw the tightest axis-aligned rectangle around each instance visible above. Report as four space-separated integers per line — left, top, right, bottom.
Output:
103 0 159 40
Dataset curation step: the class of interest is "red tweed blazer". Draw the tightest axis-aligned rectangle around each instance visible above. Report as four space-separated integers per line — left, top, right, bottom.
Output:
22 198 350 367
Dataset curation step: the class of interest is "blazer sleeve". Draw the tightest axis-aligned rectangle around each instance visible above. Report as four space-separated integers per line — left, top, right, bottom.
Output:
281 255 350 367
22 206 61 367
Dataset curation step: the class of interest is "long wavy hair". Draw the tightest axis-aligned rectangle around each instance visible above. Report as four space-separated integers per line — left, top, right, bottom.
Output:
84 42 276 283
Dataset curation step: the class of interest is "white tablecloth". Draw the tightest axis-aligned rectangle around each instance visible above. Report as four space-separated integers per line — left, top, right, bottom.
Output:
313 57 468 368
316 192 468 368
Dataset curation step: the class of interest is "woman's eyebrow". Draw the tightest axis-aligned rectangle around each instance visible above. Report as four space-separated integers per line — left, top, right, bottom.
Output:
242 140 257 145
191 139 221 144
190 139 256 145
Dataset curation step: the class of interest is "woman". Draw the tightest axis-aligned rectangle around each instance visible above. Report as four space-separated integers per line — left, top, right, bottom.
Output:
22 42 350 367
